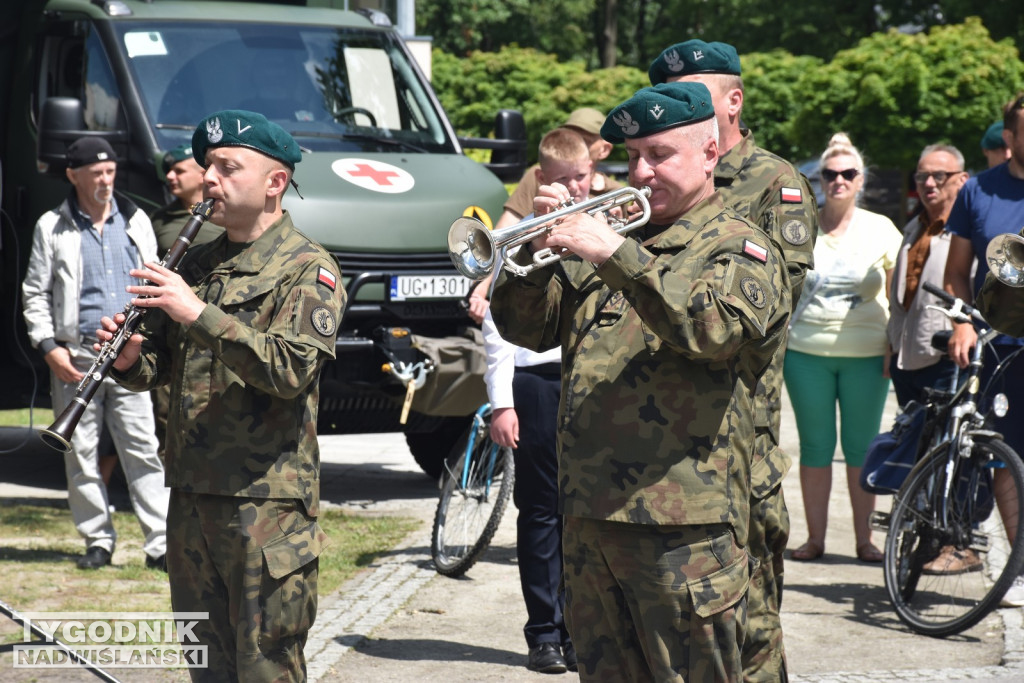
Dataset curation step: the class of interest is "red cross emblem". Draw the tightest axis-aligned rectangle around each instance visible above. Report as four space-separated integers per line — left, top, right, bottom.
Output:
332 158 415 194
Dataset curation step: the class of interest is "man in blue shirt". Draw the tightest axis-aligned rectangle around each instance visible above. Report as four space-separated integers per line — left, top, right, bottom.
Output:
944 92 1024 606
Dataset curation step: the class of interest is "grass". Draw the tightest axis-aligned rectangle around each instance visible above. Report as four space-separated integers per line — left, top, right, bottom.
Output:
0 501 418 645
0 409 37 428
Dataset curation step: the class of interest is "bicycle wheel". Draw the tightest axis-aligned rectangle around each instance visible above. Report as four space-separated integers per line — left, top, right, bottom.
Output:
884 437 1024 636
430 413 515 577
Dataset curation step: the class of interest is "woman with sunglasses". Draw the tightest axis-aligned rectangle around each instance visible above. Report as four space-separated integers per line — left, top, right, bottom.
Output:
784 132 903 563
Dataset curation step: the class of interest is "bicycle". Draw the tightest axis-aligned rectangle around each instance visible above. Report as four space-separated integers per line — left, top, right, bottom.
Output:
430 402 515 577
871 281 1024 636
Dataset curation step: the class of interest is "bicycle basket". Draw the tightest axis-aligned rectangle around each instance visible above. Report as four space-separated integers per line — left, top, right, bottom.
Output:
860 400 930 495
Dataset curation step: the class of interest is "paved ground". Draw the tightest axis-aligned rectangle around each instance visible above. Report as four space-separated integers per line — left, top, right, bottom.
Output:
3 386 1024 681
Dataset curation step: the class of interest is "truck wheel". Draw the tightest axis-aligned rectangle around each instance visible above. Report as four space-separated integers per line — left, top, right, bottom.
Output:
405 415 472 480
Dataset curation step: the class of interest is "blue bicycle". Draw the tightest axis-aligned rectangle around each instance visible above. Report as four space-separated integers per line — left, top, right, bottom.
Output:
431 403 515 577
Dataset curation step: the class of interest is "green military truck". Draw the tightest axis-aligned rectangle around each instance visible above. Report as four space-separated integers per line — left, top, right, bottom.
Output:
0 0 525 477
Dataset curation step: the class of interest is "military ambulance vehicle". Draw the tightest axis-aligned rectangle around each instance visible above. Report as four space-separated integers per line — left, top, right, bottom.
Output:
0 0 526 477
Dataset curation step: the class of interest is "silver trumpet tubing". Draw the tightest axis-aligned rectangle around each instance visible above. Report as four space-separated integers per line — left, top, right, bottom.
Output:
986 229 1024 287
448 185 651 279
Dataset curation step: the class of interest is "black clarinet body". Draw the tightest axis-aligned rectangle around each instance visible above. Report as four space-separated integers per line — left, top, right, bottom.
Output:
40 199 215 452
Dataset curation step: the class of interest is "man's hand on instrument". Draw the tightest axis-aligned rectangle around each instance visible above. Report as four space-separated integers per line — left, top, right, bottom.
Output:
546 211 624 266
127 262 206 325
44 346 84 384
97 314 143 372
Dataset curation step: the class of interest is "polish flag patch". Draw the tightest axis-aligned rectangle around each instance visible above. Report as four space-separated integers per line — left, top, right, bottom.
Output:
317 267 337 291
743 240 768 263
780 187 802 203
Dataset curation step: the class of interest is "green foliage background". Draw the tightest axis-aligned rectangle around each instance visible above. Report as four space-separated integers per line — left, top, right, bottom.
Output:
432 19 1024 172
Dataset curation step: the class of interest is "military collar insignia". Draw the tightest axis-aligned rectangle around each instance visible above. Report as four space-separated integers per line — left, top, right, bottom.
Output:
206 117 223 144
650 104 665 120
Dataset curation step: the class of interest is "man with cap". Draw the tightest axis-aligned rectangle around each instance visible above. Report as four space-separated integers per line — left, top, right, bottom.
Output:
981 120 1011 169
148 144 225 461
649 39 818 681
99 109 346 681
22 136 169 571
490 82 791 682
150 143 224 253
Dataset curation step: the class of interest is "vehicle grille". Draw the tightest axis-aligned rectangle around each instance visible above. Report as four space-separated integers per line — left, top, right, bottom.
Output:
331 251 456 274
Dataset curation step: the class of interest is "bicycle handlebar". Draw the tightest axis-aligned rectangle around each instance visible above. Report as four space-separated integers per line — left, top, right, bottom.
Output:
921 282 987 325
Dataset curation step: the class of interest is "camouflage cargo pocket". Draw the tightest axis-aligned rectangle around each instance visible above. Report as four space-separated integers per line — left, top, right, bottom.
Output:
686 547 750 618
259 519 324 648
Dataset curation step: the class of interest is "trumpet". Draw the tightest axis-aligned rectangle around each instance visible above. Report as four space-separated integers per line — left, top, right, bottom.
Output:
448 185 651 279
986 229 1024 287
40 199 215 453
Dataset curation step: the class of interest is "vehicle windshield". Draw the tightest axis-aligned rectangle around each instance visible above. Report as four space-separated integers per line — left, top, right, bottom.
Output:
116 21 455 154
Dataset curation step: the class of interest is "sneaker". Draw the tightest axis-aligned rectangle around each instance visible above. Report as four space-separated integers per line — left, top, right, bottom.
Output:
922 546 983 575
1000 575 1024 608
527 643 567 674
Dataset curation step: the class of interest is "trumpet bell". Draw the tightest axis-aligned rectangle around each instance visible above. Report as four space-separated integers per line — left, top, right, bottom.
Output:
448 216 496 280
986 232 1024 288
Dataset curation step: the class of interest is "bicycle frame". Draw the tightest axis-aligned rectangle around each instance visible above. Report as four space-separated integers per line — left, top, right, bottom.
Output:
457 403 500 499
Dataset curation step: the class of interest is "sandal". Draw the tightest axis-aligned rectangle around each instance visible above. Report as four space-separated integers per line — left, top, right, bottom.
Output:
790 540 824 561
856 542 884 563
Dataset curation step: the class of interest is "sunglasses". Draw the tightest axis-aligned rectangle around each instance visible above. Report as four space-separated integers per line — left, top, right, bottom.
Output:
913 170 962 185
821 168 860 182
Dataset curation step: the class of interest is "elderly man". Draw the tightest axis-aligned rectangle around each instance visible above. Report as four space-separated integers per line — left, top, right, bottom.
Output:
490 82 791 682
101 110 345 681
649 39 818 681
22 136 168 571
887 144 968 406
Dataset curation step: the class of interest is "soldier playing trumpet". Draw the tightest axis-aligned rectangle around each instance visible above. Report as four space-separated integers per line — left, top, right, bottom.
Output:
490 82 791 682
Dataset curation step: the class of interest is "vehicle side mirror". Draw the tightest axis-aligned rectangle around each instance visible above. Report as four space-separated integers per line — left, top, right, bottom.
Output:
37 97 87 173
37 97 127 175
457 109 527 184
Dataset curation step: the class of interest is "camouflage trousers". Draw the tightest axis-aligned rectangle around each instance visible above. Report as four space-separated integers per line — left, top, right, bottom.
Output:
562 516 750 682
742 482 790 682
167 491 324 683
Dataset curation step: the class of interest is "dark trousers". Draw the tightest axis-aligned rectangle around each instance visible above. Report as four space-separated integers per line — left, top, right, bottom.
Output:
511 365 568 648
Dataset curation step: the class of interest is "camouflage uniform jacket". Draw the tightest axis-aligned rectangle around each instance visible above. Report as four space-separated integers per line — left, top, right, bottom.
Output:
114 212 345 516
490 193 791 544
717 130 818 494
716 130 817 299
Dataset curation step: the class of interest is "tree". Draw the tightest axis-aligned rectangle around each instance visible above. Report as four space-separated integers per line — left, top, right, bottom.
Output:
788 18 1024 170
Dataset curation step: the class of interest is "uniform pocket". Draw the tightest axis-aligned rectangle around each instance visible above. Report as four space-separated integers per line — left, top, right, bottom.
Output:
259 520 325 648
686 547 751 618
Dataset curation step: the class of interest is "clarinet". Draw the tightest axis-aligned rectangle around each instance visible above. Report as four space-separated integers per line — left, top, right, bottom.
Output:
40 199 215 453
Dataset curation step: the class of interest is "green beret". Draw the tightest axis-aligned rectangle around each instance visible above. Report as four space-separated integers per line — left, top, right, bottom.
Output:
601 82 715 144
161 143 194 174
981 121 1006 150
648 40 741 85
192 109 302 169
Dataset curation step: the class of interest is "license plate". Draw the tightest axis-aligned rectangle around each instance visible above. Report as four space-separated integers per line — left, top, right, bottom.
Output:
389 274 472 301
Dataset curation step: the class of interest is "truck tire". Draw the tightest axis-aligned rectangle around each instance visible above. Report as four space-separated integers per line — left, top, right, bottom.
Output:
405 415 473 480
